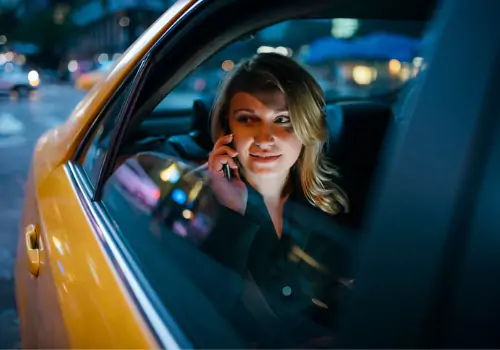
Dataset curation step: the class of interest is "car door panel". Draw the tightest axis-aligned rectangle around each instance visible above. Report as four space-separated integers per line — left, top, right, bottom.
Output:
17 164 156 348
15 170 43 349
336 0 500 347
444 104 500 348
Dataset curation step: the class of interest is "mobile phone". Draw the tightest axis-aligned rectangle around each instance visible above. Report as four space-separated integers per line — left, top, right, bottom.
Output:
222 124 234 181
222 163 232 181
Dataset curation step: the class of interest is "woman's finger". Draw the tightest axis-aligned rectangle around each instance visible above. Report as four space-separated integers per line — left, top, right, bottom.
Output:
210 145 238 158
213 133 233 150
209 155 239 173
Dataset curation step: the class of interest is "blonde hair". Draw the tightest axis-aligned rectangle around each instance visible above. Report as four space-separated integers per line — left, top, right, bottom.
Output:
210 53 349 215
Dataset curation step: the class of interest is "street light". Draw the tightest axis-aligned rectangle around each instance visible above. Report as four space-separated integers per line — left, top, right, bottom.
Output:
0 35 7 45
119 16 130 27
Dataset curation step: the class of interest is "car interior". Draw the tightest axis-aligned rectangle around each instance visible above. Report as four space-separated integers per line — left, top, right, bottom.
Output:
128 96 394 229
87 0 439 346
115 9 426 229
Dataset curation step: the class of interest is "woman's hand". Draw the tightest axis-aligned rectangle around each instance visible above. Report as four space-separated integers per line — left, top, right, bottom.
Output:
208 134 248 215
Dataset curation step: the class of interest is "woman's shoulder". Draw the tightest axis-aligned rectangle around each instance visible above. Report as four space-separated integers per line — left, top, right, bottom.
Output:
285 191 359 249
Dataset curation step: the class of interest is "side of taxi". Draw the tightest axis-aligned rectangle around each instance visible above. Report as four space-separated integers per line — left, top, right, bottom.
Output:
15 0 500 348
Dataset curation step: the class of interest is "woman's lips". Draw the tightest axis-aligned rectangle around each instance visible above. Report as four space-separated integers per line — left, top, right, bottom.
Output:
250 154 282 163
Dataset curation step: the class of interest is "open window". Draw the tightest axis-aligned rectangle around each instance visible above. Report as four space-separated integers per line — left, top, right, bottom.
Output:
90 0 437 348
121 17 427 160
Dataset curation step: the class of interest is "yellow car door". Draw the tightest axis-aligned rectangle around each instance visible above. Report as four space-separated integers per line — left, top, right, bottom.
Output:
16 165 156 348
14 80 158 349
15 2 197 348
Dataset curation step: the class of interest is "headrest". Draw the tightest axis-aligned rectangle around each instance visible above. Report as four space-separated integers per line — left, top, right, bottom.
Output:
191 97 214 151
167 97 214 163
325 101 393 227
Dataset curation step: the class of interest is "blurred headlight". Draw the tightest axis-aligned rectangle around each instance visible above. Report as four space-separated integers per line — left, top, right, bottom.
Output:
28 70 40 87
28 70 39 82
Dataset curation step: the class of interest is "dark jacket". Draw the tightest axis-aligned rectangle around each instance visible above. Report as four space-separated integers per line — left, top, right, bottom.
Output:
200 174 358 347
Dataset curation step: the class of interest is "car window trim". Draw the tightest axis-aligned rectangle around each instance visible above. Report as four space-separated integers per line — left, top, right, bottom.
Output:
66 161 191 349
73 73 134 165
92 56 154 201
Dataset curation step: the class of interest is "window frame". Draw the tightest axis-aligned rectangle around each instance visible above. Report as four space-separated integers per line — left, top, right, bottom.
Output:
73 0 208 194
74 0 435 200
65 0 447 348
67 56 194 349
74 72 138 191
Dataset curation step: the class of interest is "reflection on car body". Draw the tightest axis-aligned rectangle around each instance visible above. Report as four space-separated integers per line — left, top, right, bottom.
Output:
114 157 161 211
112 154 217 242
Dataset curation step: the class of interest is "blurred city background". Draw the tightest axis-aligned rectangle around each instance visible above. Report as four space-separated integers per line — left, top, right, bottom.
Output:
0 0 425 347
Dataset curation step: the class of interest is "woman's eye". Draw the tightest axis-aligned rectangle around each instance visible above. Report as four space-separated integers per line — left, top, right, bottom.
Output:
236 115 256 124
275 115 290 124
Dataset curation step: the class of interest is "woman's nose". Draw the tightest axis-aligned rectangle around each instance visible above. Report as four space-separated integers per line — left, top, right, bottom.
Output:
254 123 275 147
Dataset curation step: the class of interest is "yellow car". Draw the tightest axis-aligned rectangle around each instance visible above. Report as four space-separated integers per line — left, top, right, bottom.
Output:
75 61 115 91
15 0 500 348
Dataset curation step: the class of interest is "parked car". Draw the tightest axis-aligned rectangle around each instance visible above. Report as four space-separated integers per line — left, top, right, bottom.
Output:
0 63 39 98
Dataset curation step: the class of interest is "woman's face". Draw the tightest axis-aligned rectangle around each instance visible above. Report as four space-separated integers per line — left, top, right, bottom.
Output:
227 90 302 178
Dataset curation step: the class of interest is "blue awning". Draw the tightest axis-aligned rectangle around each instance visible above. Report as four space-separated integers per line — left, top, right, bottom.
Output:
9 42 39 55
305 32 421 64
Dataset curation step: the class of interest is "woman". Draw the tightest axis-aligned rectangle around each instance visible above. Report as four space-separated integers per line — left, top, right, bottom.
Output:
201 53 356 347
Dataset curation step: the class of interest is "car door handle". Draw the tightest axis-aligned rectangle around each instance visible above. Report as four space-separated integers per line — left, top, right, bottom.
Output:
25 224 40 276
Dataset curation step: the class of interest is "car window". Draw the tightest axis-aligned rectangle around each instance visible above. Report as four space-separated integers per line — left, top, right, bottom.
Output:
100 16 429 348
155 18 424 114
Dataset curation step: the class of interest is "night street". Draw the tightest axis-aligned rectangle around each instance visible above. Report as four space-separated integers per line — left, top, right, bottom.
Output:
0 84 85 348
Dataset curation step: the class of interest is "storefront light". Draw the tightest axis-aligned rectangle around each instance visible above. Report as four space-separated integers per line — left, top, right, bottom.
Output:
352 65 377 85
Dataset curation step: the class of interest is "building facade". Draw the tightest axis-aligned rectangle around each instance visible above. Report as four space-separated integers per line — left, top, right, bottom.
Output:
67 0 173 63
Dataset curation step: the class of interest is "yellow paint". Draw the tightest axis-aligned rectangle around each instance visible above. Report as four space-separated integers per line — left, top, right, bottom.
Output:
36 165 155 348
15 1 199 347
17 164 157 348
24 224 40 276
